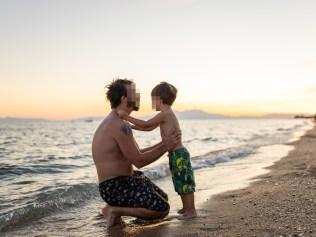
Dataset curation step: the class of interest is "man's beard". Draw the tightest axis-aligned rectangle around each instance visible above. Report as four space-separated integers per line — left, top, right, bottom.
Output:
127 100 139 111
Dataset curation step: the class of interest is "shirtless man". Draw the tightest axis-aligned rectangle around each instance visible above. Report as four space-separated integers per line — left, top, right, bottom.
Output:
92 79 180 228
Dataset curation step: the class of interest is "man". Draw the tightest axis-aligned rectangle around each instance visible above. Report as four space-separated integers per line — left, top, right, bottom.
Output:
92 79 180 228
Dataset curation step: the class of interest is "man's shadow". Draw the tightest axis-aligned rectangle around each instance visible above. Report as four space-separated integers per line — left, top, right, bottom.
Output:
105 215 180 237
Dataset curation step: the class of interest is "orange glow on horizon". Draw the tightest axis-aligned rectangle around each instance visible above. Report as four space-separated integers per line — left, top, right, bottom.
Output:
1 98 315 120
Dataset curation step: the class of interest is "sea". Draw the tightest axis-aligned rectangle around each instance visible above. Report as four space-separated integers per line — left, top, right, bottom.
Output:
0 118 313 236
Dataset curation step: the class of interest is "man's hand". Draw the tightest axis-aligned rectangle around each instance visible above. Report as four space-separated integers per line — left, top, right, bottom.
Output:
162 130 182 151
117 110 128 119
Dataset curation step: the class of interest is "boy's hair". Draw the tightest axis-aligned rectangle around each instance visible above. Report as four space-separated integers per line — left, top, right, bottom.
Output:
105 78 133 108
151 82 177 105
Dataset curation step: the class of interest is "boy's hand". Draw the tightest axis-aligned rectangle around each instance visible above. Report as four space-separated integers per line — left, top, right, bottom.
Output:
117 110 128 118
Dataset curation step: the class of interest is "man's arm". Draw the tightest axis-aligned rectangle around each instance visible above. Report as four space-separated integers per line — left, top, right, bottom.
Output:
125 112 164 129
140 141 163 153
114 123 177 169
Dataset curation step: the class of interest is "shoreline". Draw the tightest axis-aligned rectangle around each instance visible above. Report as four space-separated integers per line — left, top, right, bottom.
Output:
128 124 316 237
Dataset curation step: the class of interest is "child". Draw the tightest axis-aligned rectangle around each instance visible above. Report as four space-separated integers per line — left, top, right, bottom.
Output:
118 82 197 219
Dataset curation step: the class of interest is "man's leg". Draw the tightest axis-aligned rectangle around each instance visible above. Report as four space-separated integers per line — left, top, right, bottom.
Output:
139 172 169 201
99 172 170 228
102 205 169 228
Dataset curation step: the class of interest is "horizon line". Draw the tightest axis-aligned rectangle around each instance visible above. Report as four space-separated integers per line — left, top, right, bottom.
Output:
0 110 313 121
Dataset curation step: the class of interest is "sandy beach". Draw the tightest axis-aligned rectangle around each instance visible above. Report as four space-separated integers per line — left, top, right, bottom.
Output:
110 123 316 237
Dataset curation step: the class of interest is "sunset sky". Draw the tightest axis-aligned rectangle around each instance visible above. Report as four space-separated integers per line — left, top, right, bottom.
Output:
1 0 316 119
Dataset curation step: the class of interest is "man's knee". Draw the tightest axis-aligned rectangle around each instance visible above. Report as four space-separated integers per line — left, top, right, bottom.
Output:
158 202 170 218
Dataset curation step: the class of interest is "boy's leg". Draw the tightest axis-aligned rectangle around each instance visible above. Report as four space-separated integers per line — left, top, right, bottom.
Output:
169 148 196 216
102 205 169 228
179 193 197 219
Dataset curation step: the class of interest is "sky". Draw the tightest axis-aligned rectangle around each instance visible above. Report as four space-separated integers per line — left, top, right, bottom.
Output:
1 0 316 119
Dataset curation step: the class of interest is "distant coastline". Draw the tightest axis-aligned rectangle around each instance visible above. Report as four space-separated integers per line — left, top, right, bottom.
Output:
1 110 312 122
0 117 48 122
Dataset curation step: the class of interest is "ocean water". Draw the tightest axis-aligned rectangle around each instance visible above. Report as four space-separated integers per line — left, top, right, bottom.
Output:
0 118 312 236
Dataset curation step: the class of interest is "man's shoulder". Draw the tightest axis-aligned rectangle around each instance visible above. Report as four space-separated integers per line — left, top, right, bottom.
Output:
99 116 123 132
106 117 132 137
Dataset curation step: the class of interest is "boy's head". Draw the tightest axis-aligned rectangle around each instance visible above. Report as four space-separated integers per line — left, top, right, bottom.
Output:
151 82 177 111
106 78 140 112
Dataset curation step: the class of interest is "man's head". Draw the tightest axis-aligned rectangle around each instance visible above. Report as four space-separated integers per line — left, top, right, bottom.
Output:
151 82 177 111
106 78 140 113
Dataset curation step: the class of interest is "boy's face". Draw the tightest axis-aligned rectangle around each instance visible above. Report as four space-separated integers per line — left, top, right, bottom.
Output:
151 96 162 111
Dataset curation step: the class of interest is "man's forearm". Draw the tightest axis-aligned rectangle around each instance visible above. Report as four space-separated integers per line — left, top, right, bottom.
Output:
140 141 163 153
137 143 167 168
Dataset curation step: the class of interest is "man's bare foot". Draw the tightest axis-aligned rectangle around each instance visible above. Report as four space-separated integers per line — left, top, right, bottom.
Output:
113 217 126 227
177 210 197 220
177 208 184 214
101 205 120 228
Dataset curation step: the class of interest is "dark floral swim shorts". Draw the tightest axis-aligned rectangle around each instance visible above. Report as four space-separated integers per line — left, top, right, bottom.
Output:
99 171 169 212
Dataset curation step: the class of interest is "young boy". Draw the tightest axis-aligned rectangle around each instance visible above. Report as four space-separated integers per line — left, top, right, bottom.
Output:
118 82 197 219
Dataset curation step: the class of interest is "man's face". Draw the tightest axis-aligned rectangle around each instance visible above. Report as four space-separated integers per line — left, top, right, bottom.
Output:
126 83 140 111
151 96 161 111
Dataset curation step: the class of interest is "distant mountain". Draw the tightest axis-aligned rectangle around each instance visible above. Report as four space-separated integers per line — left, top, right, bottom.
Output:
174 111 299 119
174 110 297 120
174 110 228 120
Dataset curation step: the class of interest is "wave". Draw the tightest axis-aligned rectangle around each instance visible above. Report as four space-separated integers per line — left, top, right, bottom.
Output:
0 163 83 180
244 123 307 147
0 183 98 232
200 136 218 142
192 146 256 169
143 145 257 181
183 136 218 143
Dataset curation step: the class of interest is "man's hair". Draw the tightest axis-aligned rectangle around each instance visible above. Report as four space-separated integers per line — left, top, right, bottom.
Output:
105 78 133 108
151 82 177 105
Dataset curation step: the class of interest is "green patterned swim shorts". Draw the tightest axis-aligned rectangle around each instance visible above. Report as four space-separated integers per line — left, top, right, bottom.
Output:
168 147 195 195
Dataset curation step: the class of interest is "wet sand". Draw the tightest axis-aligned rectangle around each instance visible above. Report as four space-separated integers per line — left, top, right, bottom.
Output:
116 124 316 237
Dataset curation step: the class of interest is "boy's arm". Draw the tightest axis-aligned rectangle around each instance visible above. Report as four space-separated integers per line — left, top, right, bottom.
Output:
131 124 158 131
125 112 165 128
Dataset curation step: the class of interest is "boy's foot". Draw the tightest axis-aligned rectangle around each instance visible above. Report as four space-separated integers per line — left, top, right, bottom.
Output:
177 210 197 220
101 206 125 228
177 208 184 214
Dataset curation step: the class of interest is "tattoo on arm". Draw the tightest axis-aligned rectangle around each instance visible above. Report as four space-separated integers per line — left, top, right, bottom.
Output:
121 124 132 136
